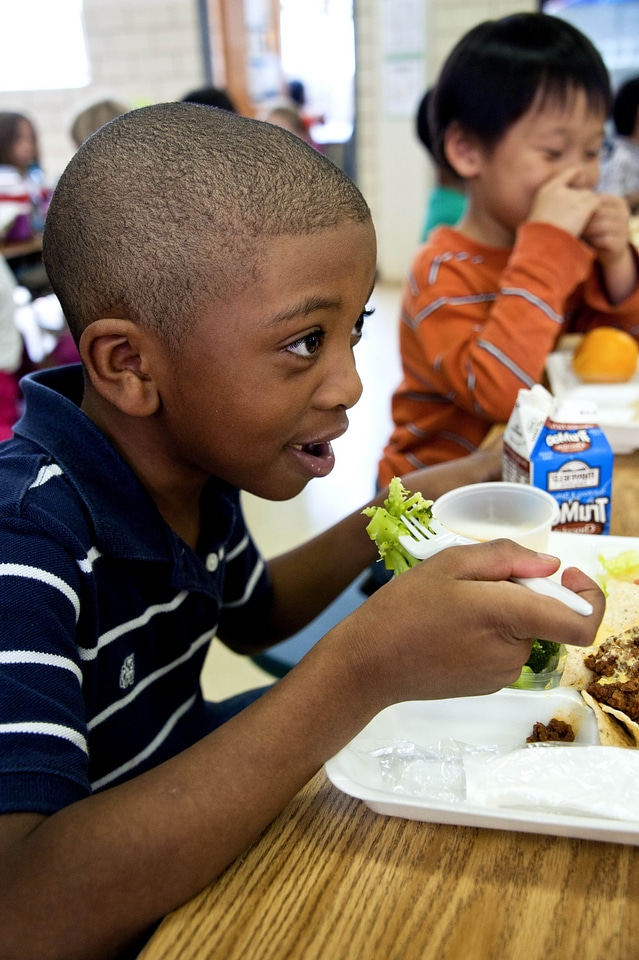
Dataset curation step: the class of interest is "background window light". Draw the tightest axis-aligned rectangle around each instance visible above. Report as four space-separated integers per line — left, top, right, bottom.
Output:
0 0 90 92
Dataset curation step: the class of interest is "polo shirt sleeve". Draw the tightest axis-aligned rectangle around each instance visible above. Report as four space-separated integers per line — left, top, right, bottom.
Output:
0 515 93 813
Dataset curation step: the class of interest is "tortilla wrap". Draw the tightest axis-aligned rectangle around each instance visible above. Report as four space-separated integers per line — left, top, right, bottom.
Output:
561 580 639 746
581 691 636 748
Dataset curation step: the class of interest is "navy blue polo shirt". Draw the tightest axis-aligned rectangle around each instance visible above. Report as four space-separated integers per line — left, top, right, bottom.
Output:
0 365 272 814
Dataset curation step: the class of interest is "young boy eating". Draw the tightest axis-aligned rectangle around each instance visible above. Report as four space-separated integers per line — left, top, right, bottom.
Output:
379 12 639 482
0 102 603 959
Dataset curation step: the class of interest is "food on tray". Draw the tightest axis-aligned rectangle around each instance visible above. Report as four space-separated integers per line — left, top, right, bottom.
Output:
561 553 639 746
526 718 575 742
362 477 434 576
512 639 563 690
599 549 639 588
601 580 639 634
585 626 639 720
581 691 637 748
571 327 639 383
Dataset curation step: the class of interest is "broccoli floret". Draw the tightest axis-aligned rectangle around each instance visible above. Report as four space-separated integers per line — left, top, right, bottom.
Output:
511 666 535 690
362 477 434 577
525 639 561 674
511 642 562 689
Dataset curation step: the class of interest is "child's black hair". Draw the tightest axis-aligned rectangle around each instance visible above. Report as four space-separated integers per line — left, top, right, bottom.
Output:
612 75 639 137
415 89 435 159
431 13 612 174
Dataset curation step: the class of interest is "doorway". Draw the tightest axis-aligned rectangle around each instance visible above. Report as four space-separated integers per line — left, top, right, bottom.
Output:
279 0 355 148
204 0 356 176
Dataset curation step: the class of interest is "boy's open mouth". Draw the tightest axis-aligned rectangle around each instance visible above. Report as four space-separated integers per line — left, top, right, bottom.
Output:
291 441 331 458
288 440 336 478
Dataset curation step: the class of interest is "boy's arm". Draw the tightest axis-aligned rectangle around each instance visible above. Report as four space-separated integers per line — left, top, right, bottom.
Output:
0 540 604 960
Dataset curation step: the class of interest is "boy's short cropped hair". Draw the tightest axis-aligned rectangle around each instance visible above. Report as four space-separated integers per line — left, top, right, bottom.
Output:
612 75 639 137
42 102 370 354
430 12 612 174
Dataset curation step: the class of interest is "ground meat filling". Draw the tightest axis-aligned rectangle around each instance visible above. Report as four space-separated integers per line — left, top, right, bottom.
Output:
584 625 639 722
527 718 575 743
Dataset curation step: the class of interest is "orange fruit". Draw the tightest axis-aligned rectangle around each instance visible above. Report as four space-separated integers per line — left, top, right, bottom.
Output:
572 327 639 383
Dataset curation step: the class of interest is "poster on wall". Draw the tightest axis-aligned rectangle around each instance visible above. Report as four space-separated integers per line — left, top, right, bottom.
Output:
380 0 425 118
244 0 282 103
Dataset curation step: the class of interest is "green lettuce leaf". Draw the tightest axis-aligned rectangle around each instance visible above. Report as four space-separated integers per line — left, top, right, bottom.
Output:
599 549 639 591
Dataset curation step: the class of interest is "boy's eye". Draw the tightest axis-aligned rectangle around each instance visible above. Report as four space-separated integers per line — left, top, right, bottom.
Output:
286 329 324 359
285 307 374 359
353 307 374 342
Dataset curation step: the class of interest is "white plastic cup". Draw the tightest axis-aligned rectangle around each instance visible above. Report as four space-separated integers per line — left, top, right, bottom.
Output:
432 482 560 552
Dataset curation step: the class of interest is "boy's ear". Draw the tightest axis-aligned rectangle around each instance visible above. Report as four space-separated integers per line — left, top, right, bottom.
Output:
79 318 160 417
443 122 483 178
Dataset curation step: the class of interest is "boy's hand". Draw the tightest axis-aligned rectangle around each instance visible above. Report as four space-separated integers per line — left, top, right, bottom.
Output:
581 192 631 264
347 540 604 706
527 167 600 237
582 193 638 302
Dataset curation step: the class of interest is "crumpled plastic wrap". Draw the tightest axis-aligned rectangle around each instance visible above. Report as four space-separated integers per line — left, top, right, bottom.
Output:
356 739 639 821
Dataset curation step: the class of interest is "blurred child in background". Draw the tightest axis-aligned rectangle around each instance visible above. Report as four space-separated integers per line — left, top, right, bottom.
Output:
598 74 639 214
181 86 237 112
70 98 129 148
0 111 49 243
263 102 317 147
0 111 40 178
379 13 639 484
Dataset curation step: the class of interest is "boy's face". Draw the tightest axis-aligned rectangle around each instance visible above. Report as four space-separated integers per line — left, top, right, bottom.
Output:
468 89 606 245
152 218 377 501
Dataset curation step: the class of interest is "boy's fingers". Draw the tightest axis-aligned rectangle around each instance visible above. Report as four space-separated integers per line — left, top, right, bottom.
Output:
423 540 605 643
552 165 585 188
431 538 561 581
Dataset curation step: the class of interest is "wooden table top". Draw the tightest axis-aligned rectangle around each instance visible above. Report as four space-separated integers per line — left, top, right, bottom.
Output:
140 767 639 960
609 448 639 537
140 451 639 960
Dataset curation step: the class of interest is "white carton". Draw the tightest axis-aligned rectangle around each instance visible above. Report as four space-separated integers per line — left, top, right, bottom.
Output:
502 385 613 535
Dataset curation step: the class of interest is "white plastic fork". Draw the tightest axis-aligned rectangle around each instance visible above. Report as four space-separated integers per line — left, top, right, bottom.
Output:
399 515 593 616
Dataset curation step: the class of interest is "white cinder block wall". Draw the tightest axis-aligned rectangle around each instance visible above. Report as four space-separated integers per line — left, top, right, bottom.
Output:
0 0 205 183
0 0 532 282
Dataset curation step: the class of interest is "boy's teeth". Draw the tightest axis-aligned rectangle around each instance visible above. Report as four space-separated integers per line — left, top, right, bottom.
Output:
290 441 324 456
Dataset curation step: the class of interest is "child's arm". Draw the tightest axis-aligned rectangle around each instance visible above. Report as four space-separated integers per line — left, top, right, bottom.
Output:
0 541 604 960
581 192 638 303
529 170 638 303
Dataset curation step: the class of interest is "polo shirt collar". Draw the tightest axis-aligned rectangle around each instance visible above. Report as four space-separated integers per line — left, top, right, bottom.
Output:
14 365 238 562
